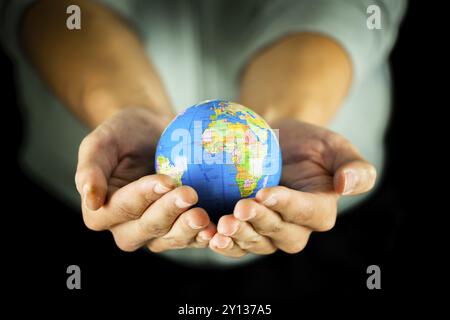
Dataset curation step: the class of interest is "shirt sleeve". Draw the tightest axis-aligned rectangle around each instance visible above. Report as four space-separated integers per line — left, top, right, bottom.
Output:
236 0 407 84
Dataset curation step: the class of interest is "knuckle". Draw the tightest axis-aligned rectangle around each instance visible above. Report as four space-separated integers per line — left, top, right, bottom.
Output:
116 203 141 221
163 204 181 221
143 190 157 204
258 219 283 237
159 194 178 212
293 206 314 225
139 220 169 237
161 236 188 249
163 198 189 222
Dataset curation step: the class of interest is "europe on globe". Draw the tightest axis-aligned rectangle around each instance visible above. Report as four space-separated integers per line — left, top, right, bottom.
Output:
155 100 282 219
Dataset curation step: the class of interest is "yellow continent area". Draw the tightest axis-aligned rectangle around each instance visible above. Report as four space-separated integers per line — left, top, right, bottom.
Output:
156 155 184 186
202 107 268 197
211 102 269 142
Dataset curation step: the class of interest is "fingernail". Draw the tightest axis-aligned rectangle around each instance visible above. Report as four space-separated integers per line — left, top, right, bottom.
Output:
154 183 171 194
343 170 357 195
188 219 204 230
214 236 231 249
83 184 95 210
247 208 257 220
198 232 211 242
175 198 193 209
263 195 277 207
236 207 256 221
219 221 238 236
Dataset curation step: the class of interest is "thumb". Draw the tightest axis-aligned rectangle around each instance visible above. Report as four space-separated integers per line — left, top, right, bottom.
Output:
334 160 377 195
76 164 109 211
330 139 377 195
75 132 117 210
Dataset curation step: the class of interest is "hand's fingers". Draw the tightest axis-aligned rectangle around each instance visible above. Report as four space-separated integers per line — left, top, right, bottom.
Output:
328 135 377 195
75 129 117 210
194 223 217 248
81 174 175 231
209 234 246 258
147 208 210 252
255 186 337 232
334 160 377 196
234 199 311 254
109 186 197 251
217 214 276 255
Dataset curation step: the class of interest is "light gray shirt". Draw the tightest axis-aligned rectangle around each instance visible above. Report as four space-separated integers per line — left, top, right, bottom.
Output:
1 0 406 267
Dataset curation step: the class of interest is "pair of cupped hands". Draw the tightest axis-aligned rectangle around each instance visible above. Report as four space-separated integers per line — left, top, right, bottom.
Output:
75 107 376 258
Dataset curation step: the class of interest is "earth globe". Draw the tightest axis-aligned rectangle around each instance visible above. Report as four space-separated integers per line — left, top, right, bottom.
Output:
155 100 282 219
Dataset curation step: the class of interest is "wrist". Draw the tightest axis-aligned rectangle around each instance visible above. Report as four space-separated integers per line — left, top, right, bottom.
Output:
259 98 332 127
81 84 174 128
240 33 352 128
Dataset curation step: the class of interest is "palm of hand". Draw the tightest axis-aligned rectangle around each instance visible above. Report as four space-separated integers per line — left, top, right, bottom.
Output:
77 111 375 256
101 108 168 191
208 119 376 257
77 108 216 253
277 119 336 195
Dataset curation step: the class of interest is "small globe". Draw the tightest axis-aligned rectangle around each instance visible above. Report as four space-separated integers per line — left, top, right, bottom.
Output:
155 100 282 219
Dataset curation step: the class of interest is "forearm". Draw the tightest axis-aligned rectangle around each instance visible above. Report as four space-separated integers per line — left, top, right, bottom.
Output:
240 33 352 127
21 0 172 128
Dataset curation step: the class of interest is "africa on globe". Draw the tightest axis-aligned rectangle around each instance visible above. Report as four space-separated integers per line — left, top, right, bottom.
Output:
155 100 282 219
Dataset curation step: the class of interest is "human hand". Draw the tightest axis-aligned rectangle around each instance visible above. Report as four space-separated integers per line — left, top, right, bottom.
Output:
210 119 376 257
75 108 216 252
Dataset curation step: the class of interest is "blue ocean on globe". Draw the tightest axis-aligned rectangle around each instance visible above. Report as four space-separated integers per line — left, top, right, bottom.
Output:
155 100 282 219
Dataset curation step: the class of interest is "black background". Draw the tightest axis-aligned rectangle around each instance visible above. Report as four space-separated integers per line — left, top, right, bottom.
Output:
2 1 443 314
